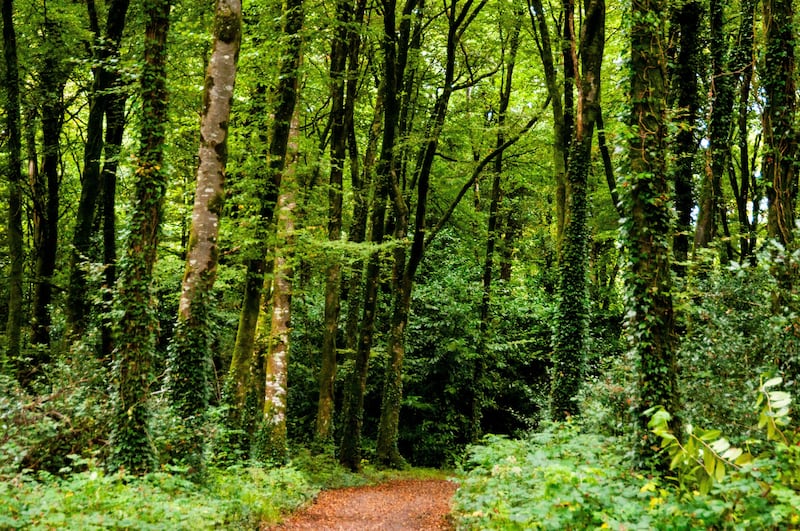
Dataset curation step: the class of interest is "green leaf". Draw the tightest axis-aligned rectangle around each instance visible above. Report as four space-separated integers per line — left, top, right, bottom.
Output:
763 376 783 388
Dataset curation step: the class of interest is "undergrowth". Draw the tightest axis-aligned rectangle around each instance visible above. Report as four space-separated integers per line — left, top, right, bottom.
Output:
453 378 800 530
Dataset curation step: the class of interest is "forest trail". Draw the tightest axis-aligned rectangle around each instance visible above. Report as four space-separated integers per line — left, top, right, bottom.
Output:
264 478 459 530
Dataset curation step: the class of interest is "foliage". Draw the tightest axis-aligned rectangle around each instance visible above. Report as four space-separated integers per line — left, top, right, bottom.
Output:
454 380 800 530
0 462 316 530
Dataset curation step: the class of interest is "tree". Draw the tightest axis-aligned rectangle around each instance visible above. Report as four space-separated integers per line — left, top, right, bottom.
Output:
253 110 300 464
167 0 242 473
762 0 797 245
223 0 304 455
624 0 680 467
109 0 171 475
30 10 71 353
2 0 23 377
65 0 131 342
550 0 604 419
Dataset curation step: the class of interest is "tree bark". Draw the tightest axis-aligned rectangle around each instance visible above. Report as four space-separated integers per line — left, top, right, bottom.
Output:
762 0 797 245
223 0 304 455
254 111 300 464
66 0 131 340
627 0 680 468
109 0 171 475
30 16 69 352
167 0 241 474
2 0 24 378
551 0 604 420
668 0 702 274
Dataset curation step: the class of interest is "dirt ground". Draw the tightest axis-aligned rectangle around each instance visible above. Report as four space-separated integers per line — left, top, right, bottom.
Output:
264 478 459 531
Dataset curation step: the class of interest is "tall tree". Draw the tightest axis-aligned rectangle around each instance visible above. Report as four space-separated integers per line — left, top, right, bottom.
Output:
625 0 679 467
668 0 703 274
167 0 242 473
109 0 171 475
550 0 604 419
762 0 797 245
253 110 300 464
315 0 365 448
223 0 304 454
30 12 70 351
475 9 522 439
339 0 407 472
66 0 131 341
2 0 23 376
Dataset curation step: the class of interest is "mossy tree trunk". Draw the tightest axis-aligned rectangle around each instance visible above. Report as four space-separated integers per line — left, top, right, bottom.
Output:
109 0 171 475
167 0 242 474
316 0 364 448
339 0 402 473
550 0 604 420
223 0 303 457
254 111 300 464
2 0 24 377
762 0 797 246
626 0 680 468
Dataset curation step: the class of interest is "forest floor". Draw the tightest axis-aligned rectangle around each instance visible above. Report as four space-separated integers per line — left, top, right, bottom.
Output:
263 478 459 530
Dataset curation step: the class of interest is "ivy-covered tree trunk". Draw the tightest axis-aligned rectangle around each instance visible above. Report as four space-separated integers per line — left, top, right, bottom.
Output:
30 17 69 353
626 0 680 467
2 0 24 376
550 0 604 420
254 111 300 464
223 0 303 455
109 0 171 475
668 0 702 274
762 0 797 245
167 0 241 474
66 0 131 341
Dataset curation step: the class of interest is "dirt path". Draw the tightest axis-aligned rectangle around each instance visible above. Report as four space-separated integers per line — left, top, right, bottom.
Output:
264 478 459 531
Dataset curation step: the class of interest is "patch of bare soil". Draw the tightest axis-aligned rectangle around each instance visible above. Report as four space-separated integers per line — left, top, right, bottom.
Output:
264 478 459 531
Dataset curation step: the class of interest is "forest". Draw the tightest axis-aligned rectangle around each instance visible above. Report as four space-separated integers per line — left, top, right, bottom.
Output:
1 0 800 527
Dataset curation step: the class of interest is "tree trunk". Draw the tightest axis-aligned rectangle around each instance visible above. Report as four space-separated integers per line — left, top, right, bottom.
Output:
223 0 304 455
66 0 131 340
30 17 68 352
109 0 171 475
254 105 301 463
167 0 241 474
527 0 567 244
762 0 797 245
2 0 24 378
316 0 360 448
551 0 604 420
668 0 703 275
627 0 680 468
339 0 403 473
99 88 128 359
